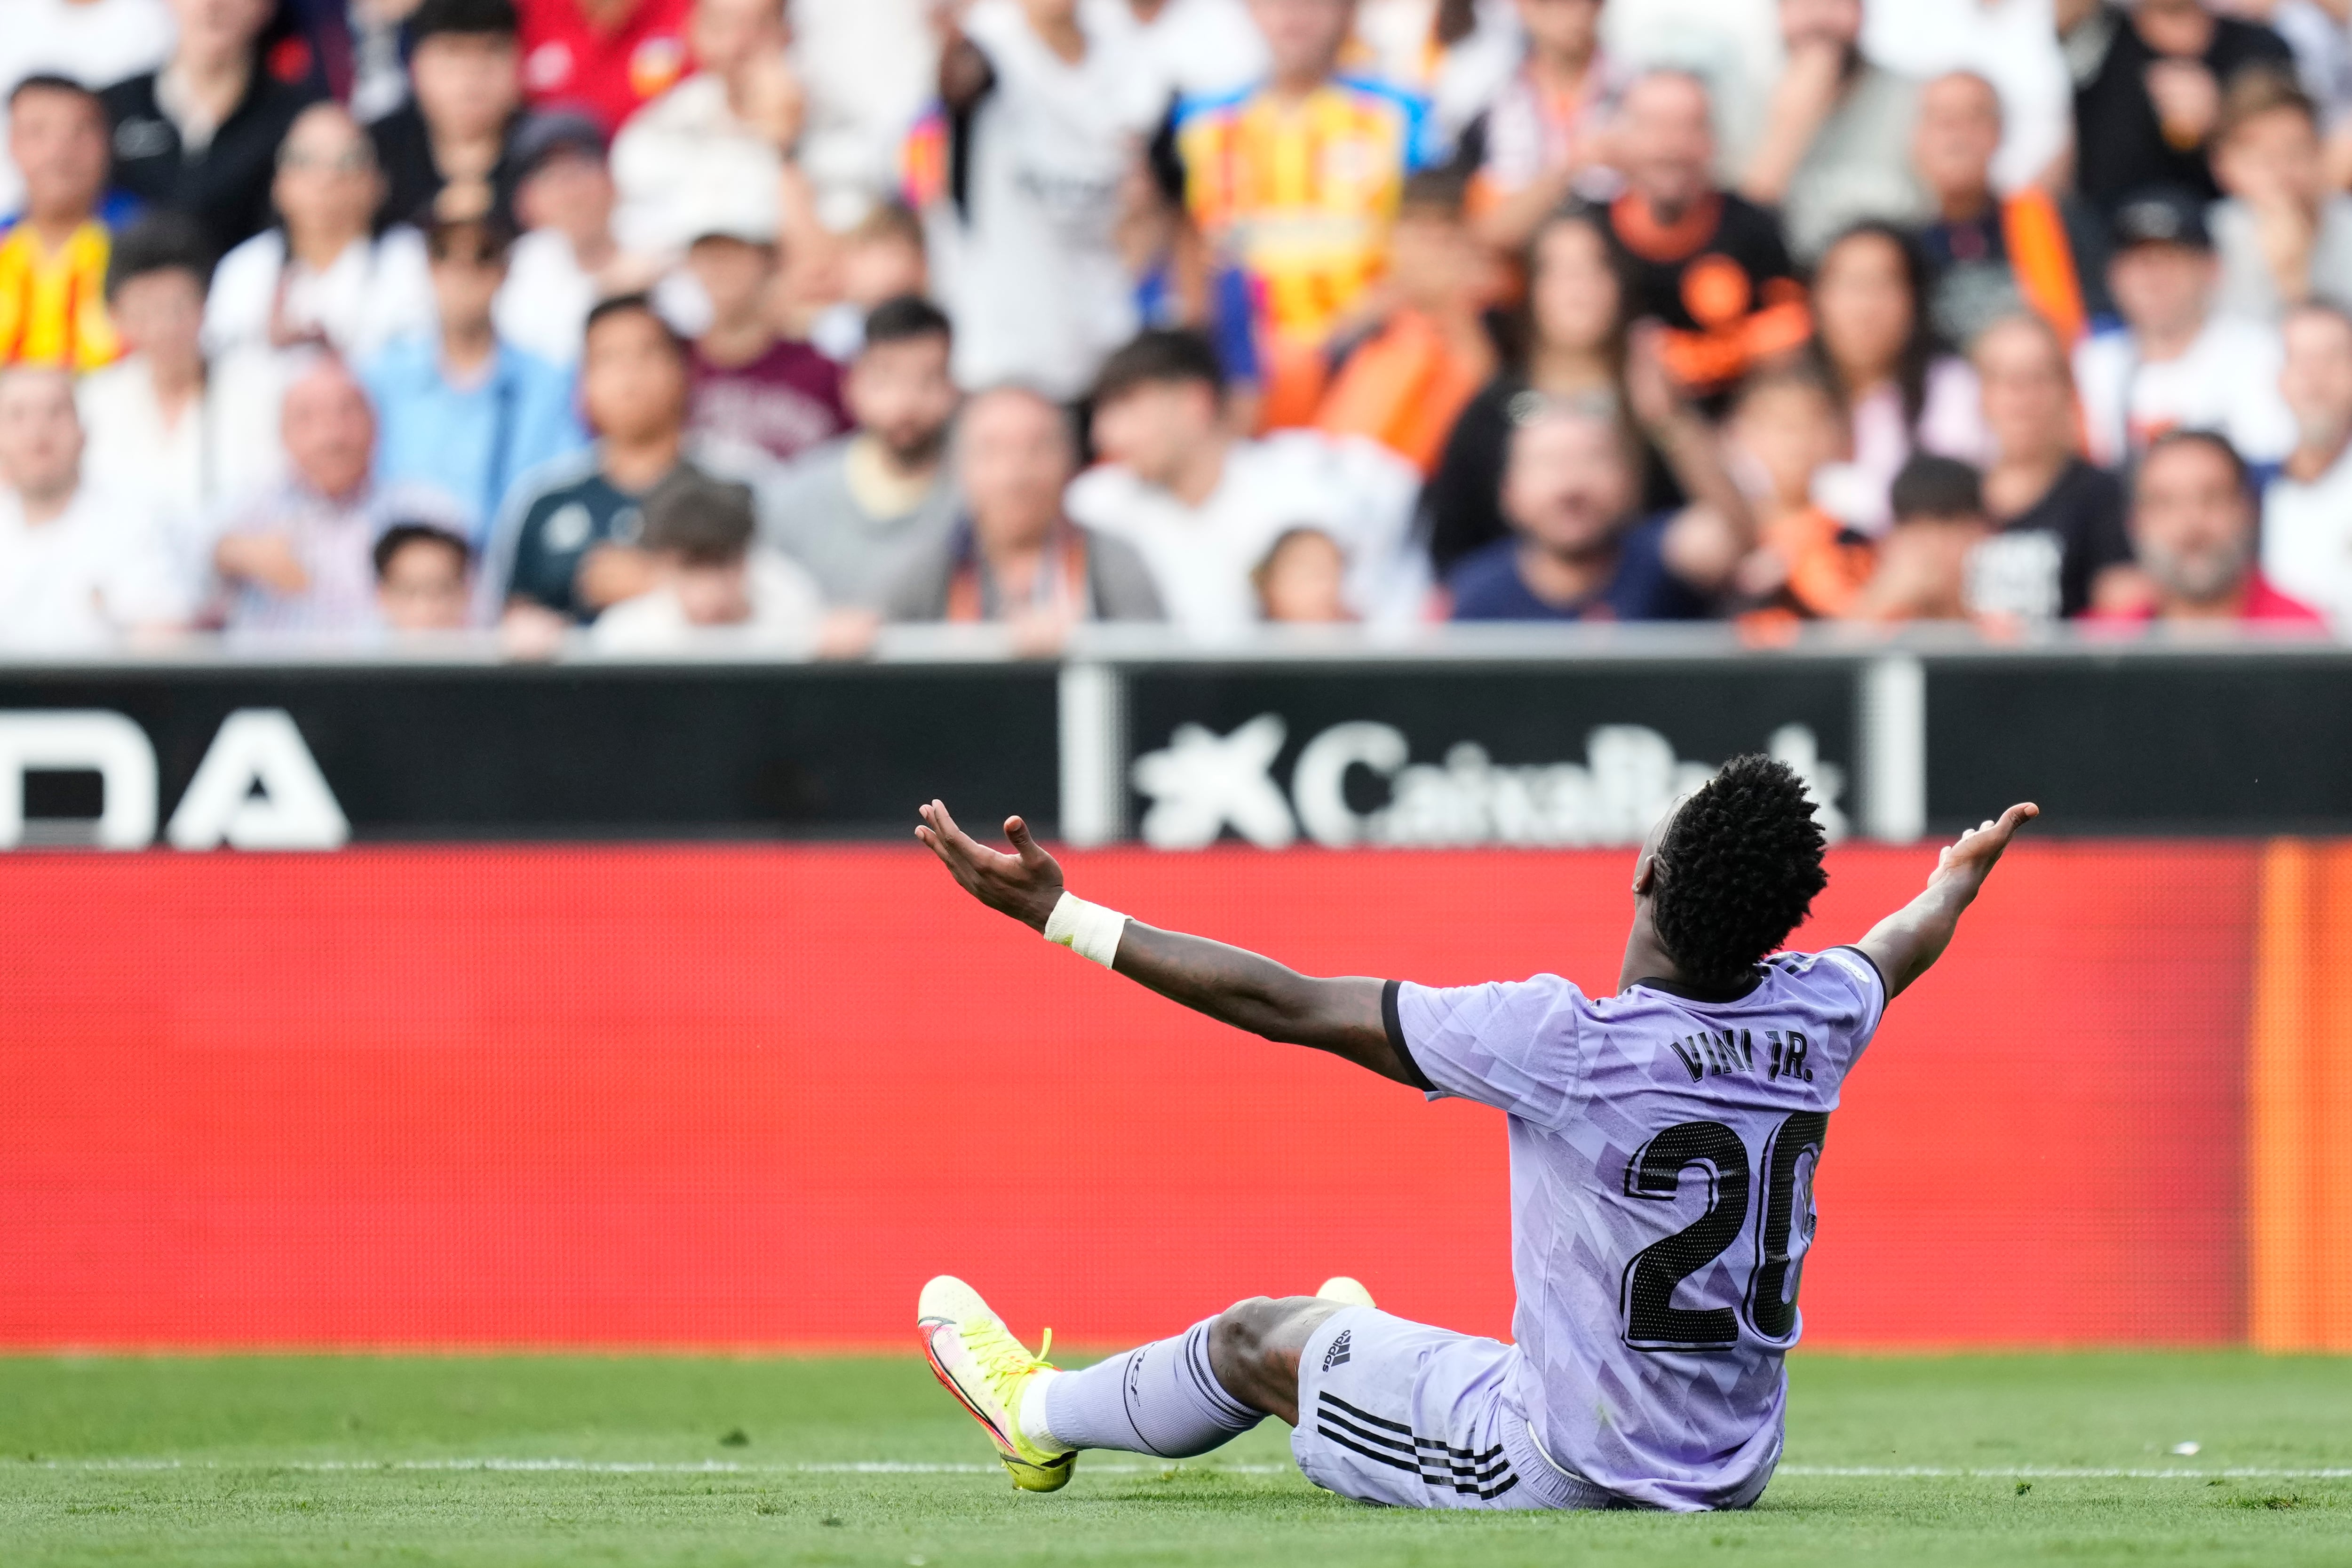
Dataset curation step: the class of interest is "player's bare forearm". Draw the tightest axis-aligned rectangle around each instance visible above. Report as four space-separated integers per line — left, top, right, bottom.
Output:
1857 803 2040 999
914 800 1412 1084
1110 923 1408 1082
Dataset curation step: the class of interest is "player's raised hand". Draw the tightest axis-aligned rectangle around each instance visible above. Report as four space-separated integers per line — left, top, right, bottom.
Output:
1931 803 2041 887
915 800 1066 931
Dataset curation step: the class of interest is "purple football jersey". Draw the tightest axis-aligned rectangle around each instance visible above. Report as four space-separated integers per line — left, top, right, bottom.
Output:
1387 947 1886 1510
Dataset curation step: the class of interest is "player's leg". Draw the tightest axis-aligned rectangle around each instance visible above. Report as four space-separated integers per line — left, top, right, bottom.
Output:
917 1277 1355 1490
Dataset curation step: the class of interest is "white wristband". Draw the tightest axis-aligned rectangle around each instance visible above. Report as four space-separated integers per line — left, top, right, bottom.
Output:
1043 891 1127 969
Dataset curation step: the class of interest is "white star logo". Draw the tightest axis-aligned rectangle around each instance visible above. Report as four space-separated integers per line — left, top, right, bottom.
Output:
1130 713 1299 850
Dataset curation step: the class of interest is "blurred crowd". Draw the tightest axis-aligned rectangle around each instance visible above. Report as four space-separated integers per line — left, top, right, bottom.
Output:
2 0 2351 655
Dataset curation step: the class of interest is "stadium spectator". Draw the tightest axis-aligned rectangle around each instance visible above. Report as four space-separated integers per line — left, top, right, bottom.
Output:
100 0 326 255
927 0 1148 403
2261 302 2352 633
1855 0 2073 195
0 76 125 372
516 0 692 131
1723 366 1876 621
1598 0 1782 170
2072 0 2294 213
1067 328 1425 636
1967 312 2135 621
360 213 585 547
682 208 847 466
1350 0 1520 142
373 520 477 632
0 0 171 215
1808 222 1988 534
1459 0 1622 255
211 356 443 636
591 470 829 651
1603 69 1810 406
762 294 961 620
803 200 927 361
1310 171 1501 474
0 363 187 650
1253 525 1352 622
1446 392 1742 621
935 384 1162 639
610 0 815 263
1739 0 1929 263
1844 452 1989 622
1911 69 2105 351
2208 68 2352 323
1122 0 1270 121
1425 205 1746 575
483 294 708 630
495 111 627 367
369 0 529 229
2100 428 2324 624
75 214 270 539
203 103 435 365
1166 0 1439 424
2074 186 2297 468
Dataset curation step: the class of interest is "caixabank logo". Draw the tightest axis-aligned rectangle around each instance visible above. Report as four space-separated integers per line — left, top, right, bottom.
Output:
0 708 348 852
1130 716 1847 852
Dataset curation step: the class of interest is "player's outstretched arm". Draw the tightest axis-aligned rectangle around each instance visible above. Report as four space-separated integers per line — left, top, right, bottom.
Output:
1855 803 2040 1001
915 801 1415 1085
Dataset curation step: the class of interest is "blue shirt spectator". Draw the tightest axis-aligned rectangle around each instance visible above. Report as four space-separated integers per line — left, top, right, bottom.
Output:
1445 397 1730 624
360 212 584 547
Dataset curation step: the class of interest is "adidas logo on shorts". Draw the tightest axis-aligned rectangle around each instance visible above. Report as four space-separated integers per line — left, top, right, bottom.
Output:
1322 1329 1352 1371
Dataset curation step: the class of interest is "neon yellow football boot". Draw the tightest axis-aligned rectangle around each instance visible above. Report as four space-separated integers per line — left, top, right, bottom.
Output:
1316 1276 1376 1309
917 1275 1075 1492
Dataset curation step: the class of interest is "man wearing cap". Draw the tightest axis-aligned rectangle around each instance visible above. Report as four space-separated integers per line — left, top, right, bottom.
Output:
369 0 530 229
2072 185 2297 469
361 211 587 548
495 110 631 366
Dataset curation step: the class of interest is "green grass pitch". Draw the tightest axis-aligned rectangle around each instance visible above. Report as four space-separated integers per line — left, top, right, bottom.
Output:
0 1352 2346 1566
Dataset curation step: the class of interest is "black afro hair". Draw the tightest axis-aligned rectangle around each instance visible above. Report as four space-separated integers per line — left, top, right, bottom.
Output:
1651 754 1829 987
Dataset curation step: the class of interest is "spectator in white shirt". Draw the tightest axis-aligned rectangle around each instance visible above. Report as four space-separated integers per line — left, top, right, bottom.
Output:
202 102 434 365
2074 185 2298 467
0 0 175 218
2208 67 2352 323
932 0 1150 401
0 363 188 651
210 355 447 637
592 469 829 651
609 0 818 263
2261 301 2352 633
1066 329 1426 637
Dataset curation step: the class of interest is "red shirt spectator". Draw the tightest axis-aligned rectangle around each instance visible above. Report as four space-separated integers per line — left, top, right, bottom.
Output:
517 0 691 131
2091 429 2328 629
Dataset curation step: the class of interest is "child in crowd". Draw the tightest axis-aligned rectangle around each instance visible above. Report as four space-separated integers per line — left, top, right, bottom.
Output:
590 470 830 652
803 202 929 362
1848 454 1992 623
1724 366 1877 623
373 522 476 633
1254 527 1354 624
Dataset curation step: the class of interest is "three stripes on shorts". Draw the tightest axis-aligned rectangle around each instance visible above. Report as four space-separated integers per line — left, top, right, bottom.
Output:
1312 1391 1520 1500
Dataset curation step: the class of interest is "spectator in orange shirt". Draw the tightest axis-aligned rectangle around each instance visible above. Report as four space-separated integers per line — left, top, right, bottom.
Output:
1725 366 1875 622
1311 171 1501 474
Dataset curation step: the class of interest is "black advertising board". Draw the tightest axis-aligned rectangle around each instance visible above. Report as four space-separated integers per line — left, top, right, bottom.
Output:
0 662 1060 845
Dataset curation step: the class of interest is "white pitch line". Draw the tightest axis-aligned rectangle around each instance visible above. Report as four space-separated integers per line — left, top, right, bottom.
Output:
9 1458 2351 1481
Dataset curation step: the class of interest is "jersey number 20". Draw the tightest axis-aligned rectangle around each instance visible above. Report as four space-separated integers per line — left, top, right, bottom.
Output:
1619 1112 1829 1351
